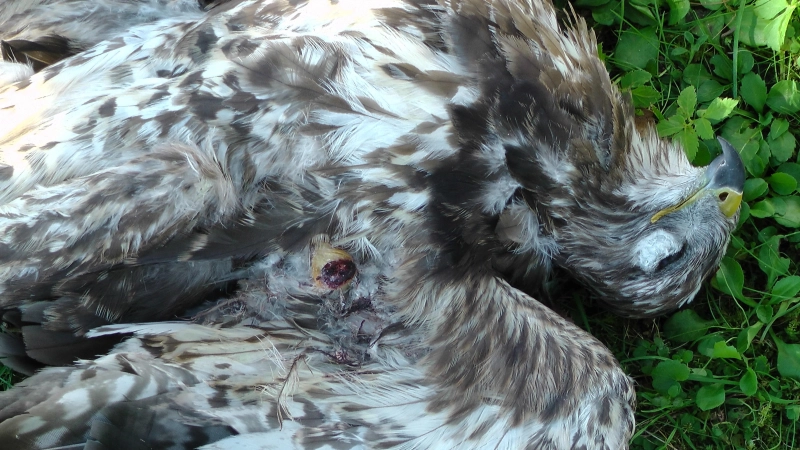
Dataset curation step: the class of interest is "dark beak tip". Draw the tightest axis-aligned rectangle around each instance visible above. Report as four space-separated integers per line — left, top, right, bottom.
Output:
714 137 746 191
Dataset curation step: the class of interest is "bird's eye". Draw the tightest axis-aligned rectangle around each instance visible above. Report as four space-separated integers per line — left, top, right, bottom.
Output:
656 243 686 271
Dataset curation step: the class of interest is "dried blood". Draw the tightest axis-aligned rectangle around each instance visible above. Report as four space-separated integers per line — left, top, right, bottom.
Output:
318 259 357 289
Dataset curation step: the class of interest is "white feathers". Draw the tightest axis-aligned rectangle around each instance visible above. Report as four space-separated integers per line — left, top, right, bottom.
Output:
387 190 429 211
480 174 520 214
615 130 703 210
86 321 200 338
451 84 481 106
57 389 95 420
633 229 682 274
0 61 33 86
496 200 558 257
15 416 46 435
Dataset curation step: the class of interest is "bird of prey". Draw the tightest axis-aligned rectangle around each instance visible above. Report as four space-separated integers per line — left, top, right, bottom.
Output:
0 0 744 448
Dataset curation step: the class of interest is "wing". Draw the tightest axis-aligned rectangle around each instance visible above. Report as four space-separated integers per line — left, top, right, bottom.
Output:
0 142 237 297
0 141 240 368
0 0 463 368
0 261 634 449
0 0 332 364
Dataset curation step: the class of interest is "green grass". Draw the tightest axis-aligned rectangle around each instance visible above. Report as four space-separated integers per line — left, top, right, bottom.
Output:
558 0 800 448
0 365 13 391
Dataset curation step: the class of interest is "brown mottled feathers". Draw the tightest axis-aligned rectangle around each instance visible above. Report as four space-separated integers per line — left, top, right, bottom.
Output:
0 0 743 448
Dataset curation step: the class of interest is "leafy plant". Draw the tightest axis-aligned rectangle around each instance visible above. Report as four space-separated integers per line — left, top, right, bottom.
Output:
657 86 738 160
562 0 800 447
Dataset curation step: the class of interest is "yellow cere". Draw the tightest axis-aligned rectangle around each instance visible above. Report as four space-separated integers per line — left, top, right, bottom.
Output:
651 187 743 224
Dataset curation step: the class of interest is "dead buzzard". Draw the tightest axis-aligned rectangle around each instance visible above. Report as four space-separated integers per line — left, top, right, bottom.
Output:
0 0 743 448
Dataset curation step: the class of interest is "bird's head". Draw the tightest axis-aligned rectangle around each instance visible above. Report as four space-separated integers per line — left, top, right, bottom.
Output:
475 0 745 317
550 135 743 318
504 116 743 318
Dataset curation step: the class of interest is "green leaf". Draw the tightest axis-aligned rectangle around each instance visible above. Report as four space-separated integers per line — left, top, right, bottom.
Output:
758 236 790 287
652 360 690 395
619 69 652 89
742 143 764 177
671 47 689 58
592 6 617 26
667 0 691 24
738 6 771 48
652 360 691 381
771 275 800 299
767 80 800 114
749 199 775 218
664 310 713 343
743 178 768 202
697 80 725 103
754 355 769 373
710 53 733 81
763 5 796 51
757 304 774 323
656 116 685 137
747 140 770 178
631 85 661 108
767 172 798 195
683 64 713 85
694 140 714 166
700 0 723 10
739 368 758 396
700 98 738 121
754 0 797 51
775 195 800 227
714 256 745 299
767 197 789 216
770 196 788 216
677 86 697 117
696 384 726 411
774 335 800 380
737 50 756 75
736 322 764 352
741 72 767 112
614 28 659 70
694 117 714 140
711 340 741 359
678 126 699 162
778 162 800 180
768 131 796 163
755 0 791 19
769 118 790 140
698 334 724 357
788 405 800 421
721 117 760 158
738 201 751 227
626 1 658 26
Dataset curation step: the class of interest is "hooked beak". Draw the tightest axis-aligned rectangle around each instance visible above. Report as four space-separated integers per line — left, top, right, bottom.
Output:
651 137 745 223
